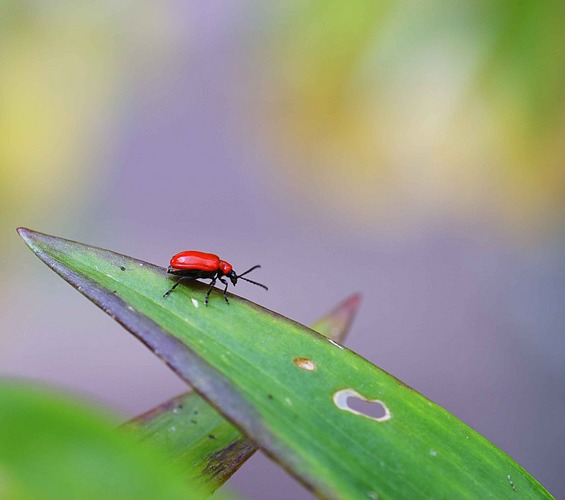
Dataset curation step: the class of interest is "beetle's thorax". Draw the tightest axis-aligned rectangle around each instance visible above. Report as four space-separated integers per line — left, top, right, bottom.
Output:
218 260 232 275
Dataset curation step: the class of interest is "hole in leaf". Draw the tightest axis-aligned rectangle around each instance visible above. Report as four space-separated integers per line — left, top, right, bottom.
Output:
347 397 388 419
333 389 391 422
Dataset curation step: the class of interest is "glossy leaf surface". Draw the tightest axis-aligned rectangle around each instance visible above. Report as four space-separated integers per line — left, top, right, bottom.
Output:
126 294 361 489
19 228 552 499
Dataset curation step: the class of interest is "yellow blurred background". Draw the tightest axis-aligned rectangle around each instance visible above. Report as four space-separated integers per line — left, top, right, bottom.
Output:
1 1 564 498
252 1 565 235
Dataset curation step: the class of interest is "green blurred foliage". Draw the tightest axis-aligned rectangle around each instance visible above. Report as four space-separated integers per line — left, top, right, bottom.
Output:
3 0 563 238
256 0 565 235
0 381 204 499
480 1 565 131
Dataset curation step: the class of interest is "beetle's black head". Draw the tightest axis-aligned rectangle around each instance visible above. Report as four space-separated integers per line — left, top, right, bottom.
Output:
227 270 238 286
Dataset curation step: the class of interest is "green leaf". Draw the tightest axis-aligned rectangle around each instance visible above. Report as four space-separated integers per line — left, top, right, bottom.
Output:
0 381 205 500
125 294 362 490
18 228 552 499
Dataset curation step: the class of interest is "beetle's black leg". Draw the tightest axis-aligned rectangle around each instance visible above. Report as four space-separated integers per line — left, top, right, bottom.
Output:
163 276 196 298
163 282 180 298
164 276 198 298
205 278 217 306
218 277 230 304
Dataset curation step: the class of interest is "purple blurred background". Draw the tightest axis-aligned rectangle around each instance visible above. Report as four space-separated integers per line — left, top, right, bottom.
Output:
1 2 564 497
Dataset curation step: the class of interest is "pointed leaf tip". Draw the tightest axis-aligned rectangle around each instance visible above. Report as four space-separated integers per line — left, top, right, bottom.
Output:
17 227 48 250
17 226 31 240
311 292 362 343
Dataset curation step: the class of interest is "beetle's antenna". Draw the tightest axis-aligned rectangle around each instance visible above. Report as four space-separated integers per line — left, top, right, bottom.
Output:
235 265 267 290
238 265 261 278
239 276 268 290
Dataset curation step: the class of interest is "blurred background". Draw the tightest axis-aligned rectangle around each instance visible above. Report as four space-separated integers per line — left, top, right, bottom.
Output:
1 1 564 497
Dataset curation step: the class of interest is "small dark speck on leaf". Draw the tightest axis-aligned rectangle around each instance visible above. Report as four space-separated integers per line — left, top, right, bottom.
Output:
267 394 273 400
190 419 197 425
112 290 117 294
193 410 199 415
120 266 126 271
209 434 216 440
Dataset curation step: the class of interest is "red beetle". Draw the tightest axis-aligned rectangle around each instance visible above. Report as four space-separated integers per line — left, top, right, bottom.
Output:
163 250 267 305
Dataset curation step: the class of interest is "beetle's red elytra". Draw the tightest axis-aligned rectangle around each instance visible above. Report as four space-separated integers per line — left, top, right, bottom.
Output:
163 250 267 305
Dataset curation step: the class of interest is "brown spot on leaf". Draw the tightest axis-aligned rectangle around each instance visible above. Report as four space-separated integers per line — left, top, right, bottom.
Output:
293 357 317 371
